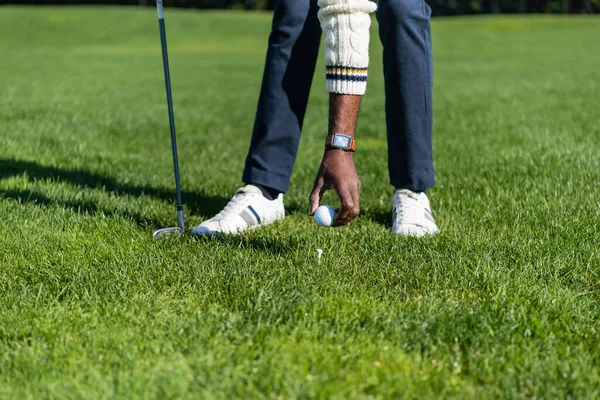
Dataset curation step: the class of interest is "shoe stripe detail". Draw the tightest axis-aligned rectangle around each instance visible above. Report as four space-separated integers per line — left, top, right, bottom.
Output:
424 209 435 223
247 205 261 224
239 209 256 226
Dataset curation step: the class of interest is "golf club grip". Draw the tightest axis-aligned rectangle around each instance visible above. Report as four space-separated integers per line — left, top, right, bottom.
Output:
157 0 164 20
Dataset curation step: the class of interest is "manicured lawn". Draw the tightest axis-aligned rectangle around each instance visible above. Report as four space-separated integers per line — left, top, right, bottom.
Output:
1 7 599 398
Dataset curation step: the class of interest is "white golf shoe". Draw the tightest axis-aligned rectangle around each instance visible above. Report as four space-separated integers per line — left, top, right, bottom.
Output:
392 189 439 237
191 185 285 236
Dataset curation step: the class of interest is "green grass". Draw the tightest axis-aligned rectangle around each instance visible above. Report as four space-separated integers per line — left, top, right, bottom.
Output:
1 6 600 398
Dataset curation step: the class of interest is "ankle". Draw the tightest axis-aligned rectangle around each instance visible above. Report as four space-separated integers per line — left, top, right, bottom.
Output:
249 183 281 201
395 188 425 194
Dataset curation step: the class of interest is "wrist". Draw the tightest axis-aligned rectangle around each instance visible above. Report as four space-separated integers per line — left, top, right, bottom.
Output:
324 146 354 156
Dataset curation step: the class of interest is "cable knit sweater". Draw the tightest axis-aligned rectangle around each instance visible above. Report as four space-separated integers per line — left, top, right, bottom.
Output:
317 0 377 95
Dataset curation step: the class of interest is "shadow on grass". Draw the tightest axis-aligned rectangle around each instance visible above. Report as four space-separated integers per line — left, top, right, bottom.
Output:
195 233 300 256
0 158 392 238
361 208 392 228
0 158 230 228
0 187 165 229
284 198 392 229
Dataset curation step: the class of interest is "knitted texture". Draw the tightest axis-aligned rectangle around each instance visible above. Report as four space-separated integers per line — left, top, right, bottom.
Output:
318 0 377 95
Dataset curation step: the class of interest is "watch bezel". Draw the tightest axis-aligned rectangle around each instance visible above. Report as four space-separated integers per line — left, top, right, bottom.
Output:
331 133 353 150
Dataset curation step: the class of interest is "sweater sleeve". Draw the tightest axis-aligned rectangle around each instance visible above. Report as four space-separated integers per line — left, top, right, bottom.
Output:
317 0 377 95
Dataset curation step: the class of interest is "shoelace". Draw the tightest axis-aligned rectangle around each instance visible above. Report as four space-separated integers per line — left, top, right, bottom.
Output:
213 190 255 221
394 191 421 224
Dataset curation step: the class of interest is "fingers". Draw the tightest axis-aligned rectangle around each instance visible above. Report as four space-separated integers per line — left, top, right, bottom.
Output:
333 181 360 227
352 179 361 218
309 176 326 215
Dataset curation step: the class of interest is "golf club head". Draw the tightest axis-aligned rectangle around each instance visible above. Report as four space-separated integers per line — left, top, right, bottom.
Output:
153 226 184 239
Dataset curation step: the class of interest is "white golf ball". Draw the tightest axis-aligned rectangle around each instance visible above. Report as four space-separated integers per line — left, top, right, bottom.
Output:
314 205 336 227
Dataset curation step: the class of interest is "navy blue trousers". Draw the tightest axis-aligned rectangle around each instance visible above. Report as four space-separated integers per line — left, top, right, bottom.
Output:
242 0 434 193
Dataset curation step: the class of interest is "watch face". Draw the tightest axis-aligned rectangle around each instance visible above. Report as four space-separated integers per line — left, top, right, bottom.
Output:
333 134 352 149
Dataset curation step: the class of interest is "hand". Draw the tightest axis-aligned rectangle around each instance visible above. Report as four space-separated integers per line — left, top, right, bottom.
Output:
309 149 361 226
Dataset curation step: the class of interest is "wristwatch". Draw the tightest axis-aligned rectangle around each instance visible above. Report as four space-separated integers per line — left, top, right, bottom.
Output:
326 133 356 152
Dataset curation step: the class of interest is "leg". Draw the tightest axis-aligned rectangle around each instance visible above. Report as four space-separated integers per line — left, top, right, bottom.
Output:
242 0 322 194
377 0 434 192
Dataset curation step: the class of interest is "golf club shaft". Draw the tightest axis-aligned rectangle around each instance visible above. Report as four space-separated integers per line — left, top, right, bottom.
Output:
157 0 184 231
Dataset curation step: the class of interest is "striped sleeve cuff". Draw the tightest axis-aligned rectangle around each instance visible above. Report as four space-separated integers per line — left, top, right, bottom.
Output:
326 65 368 95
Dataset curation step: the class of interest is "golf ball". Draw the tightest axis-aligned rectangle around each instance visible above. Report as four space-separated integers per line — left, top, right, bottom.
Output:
314 205 336 227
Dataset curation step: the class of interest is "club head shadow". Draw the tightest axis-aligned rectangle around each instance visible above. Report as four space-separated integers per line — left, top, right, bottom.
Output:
153 227 184 239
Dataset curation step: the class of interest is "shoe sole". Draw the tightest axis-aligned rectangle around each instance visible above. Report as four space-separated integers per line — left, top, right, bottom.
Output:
393 225 439 237
191 213 285 237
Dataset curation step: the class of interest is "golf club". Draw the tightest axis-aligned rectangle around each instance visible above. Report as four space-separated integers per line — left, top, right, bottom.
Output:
153 0 185 239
